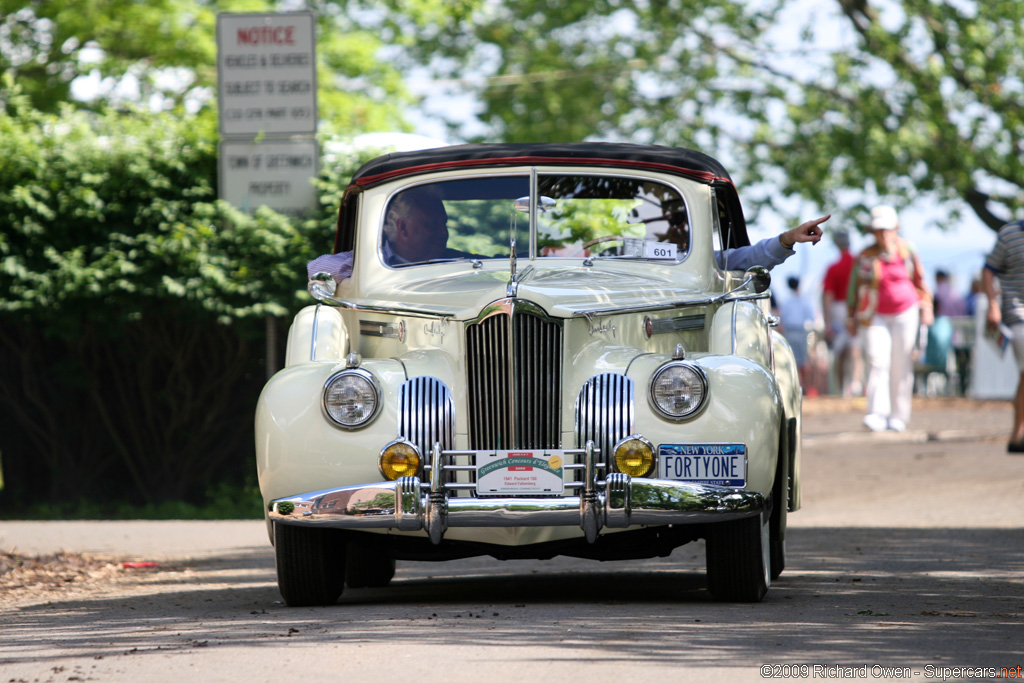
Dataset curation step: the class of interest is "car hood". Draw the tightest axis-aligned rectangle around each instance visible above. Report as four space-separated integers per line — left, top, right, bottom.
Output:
350 262 713 319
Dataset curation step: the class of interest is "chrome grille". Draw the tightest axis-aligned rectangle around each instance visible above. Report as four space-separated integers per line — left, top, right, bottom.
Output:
466 303 562 450
398 376 454 456
575 373 635 463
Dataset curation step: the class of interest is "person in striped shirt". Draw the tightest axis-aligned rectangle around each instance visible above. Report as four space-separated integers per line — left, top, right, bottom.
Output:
983 219 1024 453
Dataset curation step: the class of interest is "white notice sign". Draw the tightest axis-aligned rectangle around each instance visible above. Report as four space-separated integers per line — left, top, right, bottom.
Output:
219 139 319 216
217 12 317 137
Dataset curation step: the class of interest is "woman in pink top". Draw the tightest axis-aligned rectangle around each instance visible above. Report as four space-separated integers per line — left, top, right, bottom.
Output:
846 206 933 432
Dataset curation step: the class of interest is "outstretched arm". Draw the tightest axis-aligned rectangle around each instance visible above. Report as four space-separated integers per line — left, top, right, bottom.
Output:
717 214 831 271
779 215 830 249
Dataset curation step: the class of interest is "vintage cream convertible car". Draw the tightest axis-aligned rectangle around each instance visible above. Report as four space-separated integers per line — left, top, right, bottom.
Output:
256 142 802 605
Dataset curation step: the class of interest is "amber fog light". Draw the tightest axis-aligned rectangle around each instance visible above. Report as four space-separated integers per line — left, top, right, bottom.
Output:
379 440 421 480
613 436 655 477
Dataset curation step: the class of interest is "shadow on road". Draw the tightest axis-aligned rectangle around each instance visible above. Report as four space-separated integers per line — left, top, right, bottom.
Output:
4 527 1021 669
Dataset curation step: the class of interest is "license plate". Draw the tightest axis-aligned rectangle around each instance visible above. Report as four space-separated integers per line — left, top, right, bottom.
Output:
476 450 566 495
659 444 746 486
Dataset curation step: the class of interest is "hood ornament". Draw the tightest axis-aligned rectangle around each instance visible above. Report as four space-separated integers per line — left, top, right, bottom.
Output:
507 210 519 296
509 214 518 281
509 191 555 297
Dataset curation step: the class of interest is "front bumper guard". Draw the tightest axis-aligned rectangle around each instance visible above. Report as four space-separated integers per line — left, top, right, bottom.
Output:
269 444 763 544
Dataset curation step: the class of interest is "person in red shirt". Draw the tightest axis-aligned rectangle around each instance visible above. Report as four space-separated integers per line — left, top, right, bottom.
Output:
821 230 861 396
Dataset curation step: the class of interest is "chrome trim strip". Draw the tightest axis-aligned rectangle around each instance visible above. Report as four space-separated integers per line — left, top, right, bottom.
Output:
465 299 563 450
395 476 422 531
574 373 634 474
310 302 322 362
646 313 705 336
360 319 406 341
529 167 538 260
315 285 769 322
731 300 739 355
397 377 454 467
574 290 769 319
308 293 455 320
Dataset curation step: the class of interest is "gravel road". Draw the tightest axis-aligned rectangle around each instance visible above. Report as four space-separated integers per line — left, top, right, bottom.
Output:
1 396 1022 683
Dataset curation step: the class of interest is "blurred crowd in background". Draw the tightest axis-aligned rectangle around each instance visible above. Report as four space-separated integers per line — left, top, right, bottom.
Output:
773 226 988 403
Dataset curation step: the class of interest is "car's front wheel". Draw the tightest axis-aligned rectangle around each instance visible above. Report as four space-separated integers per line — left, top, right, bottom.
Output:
274 522 346 606
705 512 771 602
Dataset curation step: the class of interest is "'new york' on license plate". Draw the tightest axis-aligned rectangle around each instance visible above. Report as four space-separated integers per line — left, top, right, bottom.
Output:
476 450 565 495
659 444 746 487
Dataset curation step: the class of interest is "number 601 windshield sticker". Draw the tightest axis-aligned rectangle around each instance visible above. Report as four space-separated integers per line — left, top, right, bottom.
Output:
658 444 746 487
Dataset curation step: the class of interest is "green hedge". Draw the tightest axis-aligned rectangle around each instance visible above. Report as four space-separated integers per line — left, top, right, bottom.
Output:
0 86 353 515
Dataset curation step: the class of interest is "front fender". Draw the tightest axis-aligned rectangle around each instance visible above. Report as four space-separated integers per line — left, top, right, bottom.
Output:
625 353 784 495
709 300 772 368
284 305 350 366
771 331 803 511
256 358 406 507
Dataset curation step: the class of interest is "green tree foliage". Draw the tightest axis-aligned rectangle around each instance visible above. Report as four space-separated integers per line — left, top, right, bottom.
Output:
350 0 1023 230
0 83 349 510
0 0 213 112
771 0 1024 230
0 0 412 132
0 0 411 512
0 82 322 330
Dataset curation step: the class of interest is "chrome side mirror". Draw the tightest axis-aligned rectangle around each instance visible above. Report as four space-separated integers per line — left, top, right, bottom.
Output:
744 266 771 294
719 265 771 301
308 271 337 301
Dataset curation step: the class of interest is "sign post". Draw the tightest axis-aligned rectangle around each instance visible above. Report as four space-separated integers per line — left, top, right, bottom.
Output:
216 12 319 378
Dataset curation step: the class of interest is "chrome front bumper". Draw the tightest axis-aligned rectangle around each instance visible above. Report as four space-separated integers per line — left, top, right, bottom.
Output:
268 473 764 545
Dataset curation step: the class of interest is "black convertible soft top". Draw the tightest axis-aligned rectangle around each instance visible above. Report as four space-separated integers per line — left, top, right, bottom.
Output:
335 142 750 251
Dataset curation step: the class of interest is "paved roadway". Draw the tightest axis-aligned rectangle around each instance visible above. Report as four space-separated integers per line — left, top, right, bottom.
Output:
1 397 1022 682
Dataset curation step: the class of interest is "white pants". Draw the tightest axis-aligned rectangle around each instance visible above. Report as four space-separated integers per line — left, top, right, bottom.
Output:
861 306 920 424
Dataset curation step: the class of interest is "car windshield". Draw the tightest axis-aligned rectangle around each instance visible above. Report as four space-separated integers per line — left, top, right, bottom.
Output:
380 173 689 266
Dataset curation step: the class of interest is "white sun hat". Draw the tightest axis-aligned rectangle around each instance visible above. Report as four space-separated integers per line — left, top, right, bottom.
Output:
869 205 900 231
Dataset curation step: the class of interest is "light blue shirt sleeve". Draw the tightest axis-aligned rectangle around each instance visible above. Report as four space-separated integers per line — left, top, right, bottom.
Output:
715 236 794 271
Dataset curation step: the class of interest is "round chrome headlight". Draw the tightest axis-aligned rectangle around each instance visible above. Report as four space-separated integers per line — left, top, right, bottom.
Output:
322 369 381 429
649 362 708 420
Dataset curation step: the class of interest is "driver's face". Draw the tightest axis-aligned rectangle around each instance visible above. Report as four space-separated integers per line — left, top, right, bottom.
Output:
395 199 449 261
